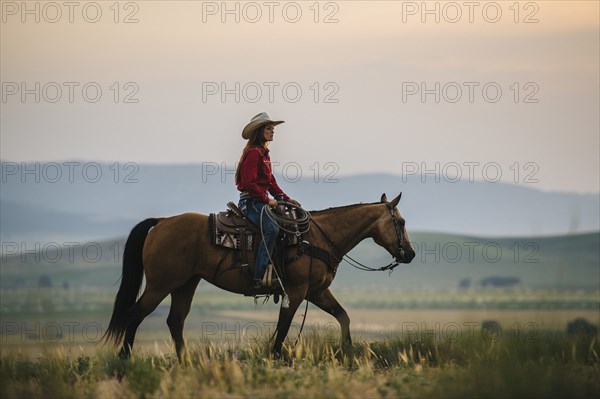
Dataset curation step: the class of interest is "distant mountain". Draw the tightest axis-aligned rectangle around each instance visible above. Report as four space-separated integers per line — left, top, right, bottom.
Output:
1 161 599 244
0 200 139 242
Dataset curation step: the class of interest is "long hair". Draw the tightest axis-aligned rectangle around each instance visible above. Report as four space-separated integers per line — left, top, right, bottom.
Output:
235 125 269 185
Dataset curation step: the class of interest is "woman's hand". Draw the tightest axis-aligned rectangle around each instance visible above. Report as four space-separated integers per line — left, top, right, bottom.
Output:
268 199 278 207
288 199 302 207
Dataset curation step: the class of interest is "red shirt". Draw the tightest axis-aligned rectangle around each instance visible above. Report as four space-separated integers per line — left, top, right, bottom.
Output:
237 146 290 203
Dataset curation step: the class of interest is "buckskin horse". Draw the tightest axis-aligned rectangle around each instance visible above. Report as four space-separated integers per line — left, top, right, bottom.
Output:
102 193 415 359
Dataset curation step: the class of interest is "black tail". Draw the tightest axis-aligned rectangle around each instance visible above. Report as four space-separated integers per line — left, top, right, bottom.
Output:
101 218 161 347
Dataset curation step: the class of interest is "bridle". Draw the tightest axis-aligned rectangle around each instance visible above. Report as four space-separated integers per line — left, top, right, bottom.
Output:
387 203 407 261
311 203 406 273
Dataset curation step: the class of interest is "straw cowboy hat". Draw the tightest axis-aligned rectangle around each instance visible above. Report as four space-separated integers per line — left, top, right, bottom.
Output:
242 112 284 140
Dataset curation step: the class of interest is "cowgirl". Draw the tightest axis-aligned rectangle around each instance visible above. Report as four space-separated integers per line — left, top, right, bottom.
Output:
235 112 302 288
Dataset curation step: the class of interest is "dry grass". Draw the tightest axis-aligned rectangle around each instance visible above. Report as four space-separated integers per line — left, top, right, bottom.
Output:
1 329 599 399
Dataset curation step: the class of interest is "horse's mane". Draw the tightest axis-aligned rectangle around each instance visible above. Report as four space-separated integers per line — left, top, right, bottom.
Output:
308 201 381 215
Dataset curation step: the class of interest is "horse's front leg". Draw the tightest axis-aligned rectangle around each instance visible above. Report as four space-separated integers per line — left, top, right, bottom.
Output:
309 288 352 354
272 285 308 358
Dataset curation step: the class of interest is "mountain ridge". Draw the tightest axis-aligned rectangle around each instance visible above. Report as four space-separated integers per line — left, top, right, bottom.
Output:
1 162 599 242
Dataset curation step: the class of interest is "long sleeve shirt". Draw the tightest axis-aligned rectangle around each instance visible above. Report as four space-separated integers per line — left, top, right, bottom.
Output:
236 146 291 203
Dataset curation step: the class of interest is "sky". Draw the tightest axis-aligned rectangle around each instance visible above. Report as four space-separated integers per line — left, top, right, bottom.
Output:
1 0 599 193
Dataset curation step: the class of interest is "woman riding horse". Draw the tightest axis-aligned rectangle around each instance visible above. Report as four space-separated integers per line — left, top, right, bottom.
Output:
101 114 415 359
235 112 302 289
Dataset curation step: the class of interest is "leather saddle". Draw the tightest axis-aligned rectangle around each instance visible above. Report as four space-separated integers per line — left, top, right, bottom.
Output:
214 202 260 234
208 202 261 276
209 202 302 271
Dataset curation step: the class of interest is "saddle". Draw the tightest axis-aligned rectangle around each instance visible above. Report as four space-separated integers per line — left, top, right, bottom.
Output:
209 201 340 294
209 201 301 269
209 202 259 254
216 202 260 234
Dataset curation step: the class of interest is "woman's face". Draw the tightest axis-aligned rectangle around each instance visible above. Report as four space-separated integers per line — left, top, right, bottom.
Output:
262 124 275 142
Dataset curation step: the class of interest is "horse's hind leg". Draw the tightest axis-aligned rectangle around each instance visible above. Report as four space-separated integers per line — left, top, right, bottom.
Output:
119 286 169 358
309 288 352 353
167 275 201 361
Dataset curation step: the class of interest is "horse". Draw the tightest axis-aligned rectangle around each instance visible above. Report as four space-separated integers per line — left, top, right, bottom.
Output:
102 192 415 359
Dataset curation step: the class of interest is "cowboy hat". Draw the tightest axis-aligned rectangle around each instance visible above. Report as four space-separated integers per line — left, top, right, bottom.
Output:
242 112 284 140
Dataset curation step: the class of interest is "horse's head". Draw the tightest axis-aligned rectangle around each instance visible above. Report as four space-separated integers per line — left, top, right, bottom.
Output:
371 193 416 264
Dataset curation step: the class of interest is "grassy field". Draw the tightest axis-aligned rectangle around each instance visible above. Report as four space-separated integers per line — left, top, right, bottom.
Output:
2 293 599 398
1 232 598 397
1 329 599 399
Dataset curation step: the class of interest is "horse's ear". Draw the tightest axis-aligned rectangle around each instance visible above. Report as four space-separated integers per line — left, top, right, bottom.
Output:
390 192 402 208
380 193 388 203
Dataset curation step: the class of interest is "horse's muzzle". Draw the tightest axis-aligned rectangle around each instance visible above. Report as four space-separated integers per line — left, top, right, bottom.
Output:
399 248 416 264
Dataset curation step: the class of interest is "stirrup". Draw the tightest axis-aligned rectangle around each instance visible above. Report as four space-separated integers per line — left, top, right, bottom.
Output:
255 277 279 289
262 264 276 287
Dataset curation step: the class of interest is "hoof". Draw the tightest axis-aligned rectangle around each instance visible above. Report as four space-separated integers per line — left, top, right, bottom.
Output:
118 348 131 359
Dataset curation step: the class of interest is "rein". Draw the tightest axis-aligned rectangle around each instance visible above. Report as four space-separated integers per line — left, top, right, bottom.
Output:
310 204 405 274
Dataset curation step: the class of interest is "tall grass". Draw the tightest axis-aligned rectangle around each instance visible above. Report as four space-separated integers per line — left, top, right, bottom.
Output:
1 331 599 398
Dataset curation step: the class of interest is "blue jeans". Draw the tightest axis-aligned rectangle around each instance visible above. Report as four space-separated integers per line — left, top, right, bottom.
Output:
238 197 280 281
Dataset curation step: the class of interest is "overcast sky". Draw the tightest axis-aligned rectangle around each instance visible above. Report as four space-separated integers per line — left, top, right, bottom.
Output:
2 1 598 193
